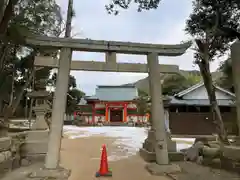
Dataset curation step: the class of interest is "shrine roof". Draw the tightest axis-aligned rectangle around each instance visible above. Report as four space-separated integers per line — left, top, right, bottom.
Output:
97 85 135 88
168 96 235 106
86 85 138 101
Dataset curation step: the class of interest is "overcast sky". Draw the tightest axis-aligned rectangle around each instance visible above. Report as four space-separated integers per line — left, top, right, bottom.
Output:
56 0 224 95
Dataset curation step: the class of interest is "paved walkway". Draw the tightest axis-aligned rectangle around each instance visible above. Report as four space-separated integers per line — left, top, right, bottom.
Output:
60 136 169 180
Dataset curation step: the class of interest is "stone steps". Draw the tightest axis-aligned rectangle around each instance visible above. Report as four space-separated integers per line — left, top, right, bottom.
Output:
20 130 49 165
106 122 129 126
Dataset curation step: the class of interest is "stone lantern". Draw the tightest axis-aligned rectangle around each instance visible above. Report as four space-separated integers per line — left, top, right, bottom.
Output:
27 79 51 130
21 79 52 165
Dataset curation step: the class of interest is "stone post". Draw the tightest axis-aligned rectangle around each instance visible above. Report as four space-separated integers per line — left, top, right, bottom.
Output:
141 53 182 175
231 41 240 136
147 52 169 165
45 48 72 169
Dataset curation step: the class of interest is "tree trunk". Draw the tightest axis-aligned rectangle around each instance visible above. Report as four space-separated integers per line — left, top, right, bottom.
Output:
24 97 28 118
24 70 30 118
0 98 3 116
9 69 14 106
0 0 8 26
28 98 34 128
28 68 35 128
0 69 34 137
198 60 229 144
0 44 8 76
0 0 19 35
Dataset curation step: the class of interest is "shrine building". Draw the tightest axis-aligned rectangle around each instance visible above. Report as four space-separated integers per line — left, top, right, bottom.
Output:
75 85 148 124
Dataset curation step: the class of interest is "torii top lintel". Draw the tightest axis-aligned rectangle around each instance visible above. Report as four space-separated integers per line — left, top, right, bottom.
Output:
24 36 192 56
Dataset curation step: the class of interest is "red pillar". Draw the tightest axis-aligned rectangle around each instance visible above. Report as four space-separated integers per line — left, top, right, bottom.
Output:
105 104 109 122
123 103 127 122
92 103 95 124
73 111 77 120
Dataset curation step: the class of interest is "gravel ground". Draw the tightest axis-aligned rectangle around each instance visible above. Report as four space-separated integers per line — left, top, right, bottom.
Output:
60 136 170 180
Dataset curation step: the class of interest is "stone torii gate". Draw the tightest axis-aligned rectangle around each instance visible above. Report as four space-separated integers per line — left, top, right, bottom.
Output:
231 41 240 137
25 35 191 174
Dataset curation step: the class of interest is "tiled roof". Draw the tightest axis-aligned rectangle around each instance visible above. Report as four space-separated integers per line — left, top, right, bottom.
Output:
98 85 135 88
169 96 235 106
175 82 235 98
85 86 138 101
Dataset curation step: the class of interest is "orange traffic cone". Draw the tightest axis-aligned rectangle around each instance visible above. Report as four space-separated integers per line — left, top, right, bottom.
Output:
95 144 112 177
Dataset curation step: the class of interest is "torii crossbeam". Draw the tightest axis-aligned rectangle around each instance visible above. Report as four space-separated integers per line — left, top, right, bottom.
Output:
25 36 191 56
34 56 179 73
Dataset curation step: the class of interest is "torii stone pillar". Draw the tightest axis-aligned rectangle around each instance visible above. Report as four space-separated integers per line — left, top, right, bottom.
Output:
44 0 73 170
44 48 72 169
147 53 169 164
231 41 240 136
144 53 181 174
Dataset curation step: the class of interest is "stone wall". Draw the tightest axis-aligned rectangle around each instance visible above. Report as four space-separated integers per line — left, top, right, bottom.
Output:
20 130 48 164
0 132 26 177
0 130 48 177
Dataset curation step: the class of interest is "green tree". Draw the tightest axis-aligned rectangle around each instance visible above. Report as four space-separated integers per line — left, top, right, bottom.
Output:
2 0 162 28
106 0 161 14
0 0 63 136
136 89 149 115
0 0 19 34
185 0 240 143
217 59 234 92
49 73 85 114
162 74 201 95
